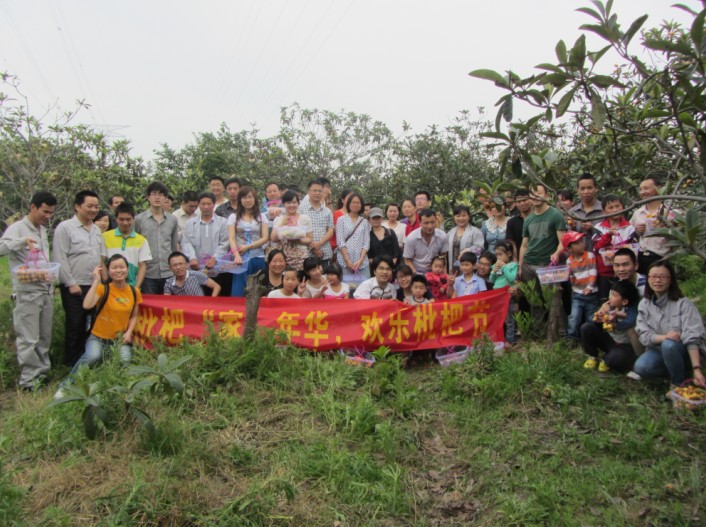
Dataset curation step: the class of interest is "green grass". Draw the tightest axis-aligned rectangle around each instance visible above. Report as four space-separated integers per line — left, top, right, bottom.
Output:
0 255 705 525
0 332 704 526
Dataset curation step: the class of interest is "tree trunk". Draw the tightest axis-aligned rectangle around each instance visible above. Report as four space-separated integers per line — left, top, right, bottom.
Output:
546 285 566 346
243 272 267 341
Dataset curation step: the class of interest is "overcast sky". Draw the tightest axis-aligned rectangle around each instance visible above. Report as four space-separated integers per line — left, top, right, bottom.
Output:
0 0 693 161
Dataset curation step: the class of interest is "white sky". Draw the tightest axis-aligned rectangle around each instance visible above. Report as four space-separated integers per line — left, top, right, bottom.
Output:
0 0 694 161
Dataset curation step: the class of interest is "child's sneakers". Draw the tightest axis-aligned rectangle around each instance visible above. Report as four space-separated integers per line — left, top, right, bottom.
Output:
598 360 610 373
583 357 599 369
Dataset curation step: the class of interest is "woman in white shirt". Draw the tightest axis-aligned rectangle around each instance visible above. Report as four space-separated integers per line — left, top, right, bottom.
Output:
335 192 370 283
271 190 312 271
227 186 269 296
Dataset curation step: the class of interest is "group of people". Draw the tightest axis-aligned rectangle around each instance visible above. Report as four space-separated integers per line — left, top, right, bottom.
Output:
1 172 704 399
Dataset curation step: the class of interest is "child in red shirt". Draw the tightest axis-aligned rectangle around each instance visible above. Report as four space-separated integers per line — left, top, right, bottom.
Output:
592 194 638 300
425 256 449 301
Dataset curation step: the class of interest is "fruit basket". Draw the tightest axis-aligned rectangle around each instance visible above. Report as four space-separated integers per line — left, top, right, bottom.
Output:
214 253 250 275
277 226 307 240
12 261 60 284
435 346 471 367
669 382 706 410
537 265 569 284
340 348 375 367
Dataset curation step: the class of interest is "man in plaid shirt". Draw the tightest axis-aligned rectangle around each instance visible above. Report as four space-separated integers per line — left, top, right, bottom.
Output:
299 178 334 266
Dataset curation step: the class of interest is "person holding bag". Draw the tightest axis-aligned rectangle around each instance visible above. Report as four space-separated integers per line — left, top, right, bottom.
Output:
335 192 370 285
54 255 142 399
270 190 312 271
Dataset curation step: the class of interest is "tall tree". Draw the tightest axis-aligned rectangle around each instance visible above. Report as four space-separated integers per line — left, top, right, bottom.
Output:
0 73 147 225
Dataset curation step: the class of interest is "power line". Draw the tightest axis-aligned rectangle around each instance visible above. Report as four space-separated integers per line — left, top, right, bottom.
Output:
252 0 338 125
0 0 54 100
267 0 357 122
206 0 260 128
238 0 314 127
228 0 291 127
48 0 105 125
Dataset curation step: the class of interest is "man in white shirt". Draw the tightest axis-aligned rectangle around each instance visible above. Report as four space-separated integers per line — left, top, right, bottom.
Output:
630 175 675 270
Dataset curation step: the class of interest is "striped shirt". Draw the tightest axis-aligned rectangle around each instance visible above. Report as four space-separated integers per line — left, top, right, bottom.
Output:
567 251 598 294
164 270 209 296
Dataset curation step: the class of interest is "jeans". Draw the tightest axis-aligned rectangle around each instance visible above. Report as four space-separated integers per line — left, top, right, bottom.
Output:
231 257 267 297
141 277 168 295
633 339 690 386
61 335 132 387
567 292 599 341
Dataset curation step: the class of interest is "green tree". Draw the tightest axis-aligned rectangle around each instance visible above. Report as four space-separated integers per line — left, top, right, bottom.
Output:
276 103 397 200
469 0 706 258
0 73 147 224
390 111 499 213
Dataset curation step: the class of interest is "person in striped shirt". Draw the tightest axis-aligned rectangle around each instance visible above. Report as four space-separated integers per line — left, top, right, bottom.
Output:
164 252 221 296
563 231 599 343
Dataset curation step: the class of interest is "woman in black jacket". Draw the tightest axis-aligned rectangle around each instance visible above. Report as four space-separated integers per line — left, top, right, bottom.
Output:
367 207 400 268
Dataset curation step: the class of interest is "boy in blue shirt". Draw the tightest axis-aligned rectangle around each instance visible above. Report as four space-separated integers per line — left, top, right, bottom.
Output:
451 251 487 298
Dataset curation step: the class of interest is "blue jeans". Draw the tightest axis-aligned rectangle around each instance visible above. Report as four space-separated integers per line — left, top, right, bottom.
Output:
633 339 690 386
567 292 599 341
231 257 267 297
61 335 132 387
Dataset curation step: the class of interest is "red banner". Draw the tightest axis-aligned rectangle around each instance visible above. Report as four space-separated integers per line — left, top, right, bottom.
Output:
134 288 510 352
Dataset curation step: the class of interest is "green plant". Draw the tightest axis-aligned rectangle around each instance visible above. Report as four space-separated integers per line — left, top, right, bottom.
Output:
127 352 191 396
48 375 123 440
49 352 190 440
0 461 24 525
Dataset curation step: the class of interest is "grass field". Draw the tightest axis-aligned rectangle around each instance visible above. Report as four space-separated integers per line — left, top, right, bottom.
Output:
0 256 705 526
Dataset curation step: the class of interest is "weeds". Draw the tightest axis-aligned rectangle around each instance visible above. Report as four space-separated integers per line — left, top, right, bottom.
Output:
0 461 24 525
1 320 705 525
49 350 189 440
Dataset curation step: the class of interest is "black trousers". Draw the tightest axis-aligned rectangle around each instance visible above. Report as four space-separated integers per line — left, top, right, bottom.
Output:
59 284 91 367
580 321 636 373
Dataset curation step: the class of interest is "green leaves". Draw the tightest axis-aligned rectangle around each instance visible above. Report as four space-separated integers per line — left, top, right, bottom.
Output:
691 9 706 54
590 93 607 129
127 353 191 395
623 14 648 45
48 353 192 441
555 40 568 64
569 35 587 70
468 69 509 88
